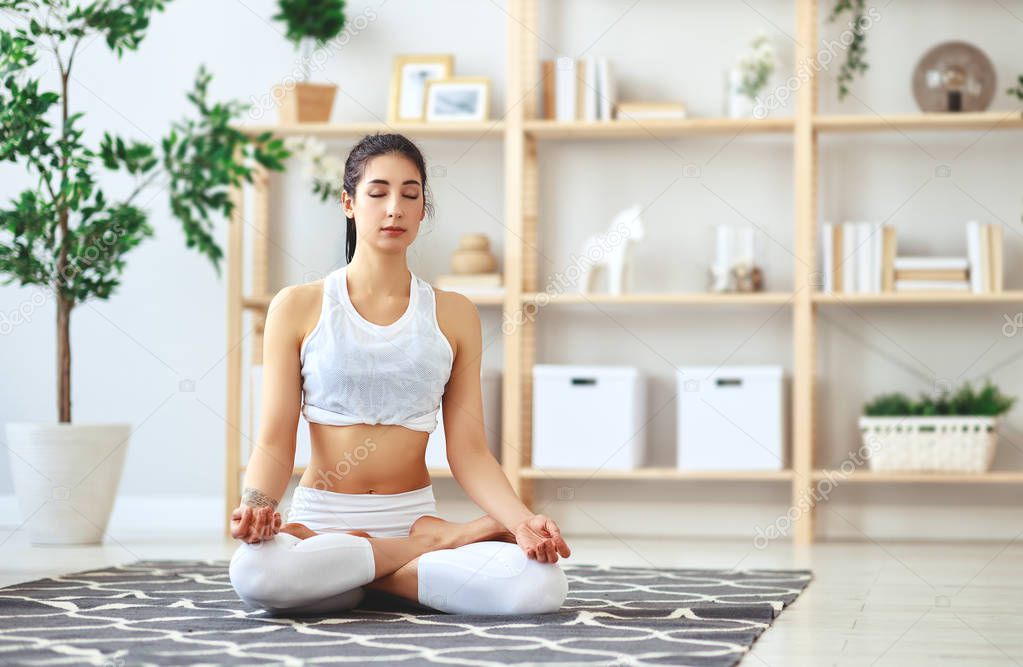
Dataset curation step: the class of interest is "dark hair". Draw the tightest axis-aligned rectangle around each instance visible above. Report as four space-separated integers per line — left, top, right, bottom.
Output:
342 133 434 263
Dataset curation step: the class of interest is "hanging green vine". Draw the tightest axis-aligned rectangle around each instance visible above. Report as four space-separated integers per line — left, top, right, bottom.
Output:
828 0 869 100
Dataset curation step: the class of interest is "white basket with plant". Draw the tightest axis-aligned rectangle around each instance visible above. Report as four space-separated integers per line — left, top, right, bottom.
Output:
859 381 1015 473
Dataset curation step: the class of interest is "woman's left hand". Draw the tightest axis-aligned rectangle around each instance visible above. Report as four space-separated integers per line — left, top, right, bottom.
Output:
513 514 571 563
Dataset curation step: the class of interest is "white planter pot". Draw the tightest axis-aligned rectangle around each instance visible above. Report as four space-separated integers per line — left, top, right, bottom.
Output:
5 422 131 545
725 68 758 119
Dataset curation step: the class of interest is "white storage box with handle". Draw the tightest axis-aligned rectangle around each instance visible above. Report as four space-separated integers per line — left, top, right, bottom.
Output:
426 369 502 470
532 364 646 470
676 365 786 471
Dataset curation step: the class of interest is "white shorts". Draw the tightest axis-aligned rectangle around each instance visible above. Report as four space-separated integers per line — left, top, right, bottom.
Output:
285 483 442 538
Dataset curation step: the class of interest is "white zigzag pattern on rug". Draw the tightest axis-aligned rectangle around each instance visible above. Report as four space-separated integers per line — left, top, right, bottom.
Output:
0 560 812 666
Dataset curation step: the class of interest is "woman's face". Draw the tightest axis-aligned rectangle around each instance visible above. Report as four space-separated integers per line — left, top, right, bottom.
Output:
342 153 425 255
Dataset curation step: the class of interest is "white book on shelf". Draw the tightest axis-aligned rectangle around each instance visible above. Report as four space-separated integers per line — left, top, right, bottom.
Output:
584 57 599 121
872 224 884 293
842 223 857 294
894 256 970 271
856 222 871 294
894 280 971 291
597 57 615 120
965 220 983 294
821 222 834 293
555 56 576 122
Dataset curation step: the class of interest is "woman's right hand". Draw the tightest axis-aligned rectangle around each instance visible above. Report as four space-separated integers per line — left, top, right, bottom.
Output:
230 504 282 544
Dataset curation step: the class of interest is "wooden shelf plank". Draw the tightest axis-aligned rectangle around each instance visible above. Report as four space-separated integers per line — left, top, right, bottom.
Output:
524 117 794 139
814 290 1023 304
234 121 505 139
814 111 1023 133
522 291 795 305
520 467 793 481
813 469 1023 483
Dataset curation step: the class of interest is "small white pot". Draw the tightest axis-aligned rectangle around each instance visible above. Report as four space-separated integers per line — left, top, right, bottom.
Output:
5 422 131 545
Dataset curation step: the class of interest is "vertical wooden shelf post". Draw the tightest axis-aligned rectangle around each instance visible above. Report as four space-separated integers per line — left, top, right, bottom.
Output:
224 181 245 538
792 0 819 545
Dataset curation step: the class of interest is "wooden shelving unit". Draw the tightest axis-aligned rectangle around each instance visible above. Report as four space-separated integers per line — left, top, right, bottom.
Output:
225 0 1023 542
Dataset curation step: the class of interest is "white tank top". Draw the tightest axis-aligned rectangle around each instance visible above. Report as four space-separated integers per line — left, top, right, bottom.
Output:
300 265 454 433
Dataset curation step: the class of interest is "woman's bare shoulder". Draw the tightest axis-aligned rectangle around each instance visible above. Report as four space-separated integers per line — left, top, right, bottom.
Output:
433 288 479 353
267 279 324 340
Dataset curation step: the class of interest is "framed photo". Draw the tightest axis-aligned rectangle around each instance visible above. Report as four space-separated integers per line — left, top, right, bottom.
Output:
424 77 491 122
389 54 454 122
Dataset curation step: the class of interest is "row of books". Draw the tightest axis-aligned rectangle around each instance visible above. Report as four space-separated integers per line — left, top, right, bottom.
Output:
820 221 1005 294
540 57 689 121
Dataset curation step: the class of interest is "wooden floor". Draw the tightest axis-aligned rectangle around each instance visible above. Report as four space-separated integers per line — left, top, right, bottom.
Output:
1 529 1020 666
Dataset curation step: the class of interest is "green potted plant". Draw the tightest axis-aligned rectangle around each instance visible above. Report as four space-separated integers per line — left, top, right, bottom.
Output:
272 0 347 123
0 1 288 545
860 380 1015 473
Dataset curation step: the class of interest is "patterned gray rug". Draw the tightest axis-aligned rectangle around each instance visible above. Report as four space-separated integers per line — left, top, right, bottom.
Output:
0 559 811 666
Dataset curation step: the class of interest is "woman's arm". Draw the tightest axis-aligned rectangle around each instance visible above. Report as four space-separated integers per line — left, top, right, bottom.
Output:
440 293 570 562
233 284 311 540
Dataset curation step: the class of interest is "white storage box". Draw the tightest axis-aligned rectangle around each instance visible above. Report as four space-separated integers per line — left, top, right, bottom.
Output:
426 369 502 470
532 364 646 469
676 365 786 471
250 365 312 468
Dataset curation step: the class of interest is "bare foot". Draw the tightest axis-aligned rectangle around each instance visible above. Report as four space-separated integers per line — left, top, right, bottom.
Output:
410 514 516 550
280 523 371 541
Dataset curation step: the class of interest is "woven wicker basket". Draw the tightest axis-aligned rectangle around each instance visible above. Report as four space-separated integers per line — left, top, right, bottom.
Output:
858 416 998 473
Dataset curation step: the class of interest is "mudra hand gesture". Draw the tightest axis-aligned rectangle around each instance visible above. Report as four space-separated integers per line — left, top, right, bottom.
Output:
513 513 571 563
230 504 282 544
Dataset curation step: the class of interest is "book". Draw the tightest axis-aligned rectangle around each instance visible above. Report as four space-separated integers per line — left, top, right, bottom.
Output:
541 59 556 119
616 101 687 119
882 226 897 292
990 223 1003 292
597 57 615 120
833 222 844 292
966 220 984 293
894 269 969 281
841 223 856 294
894 280 971 292
893 256 970 271
555 56 576 121
821 222 834 292
856 222 871 294
980 224 992 292
583 57 599 121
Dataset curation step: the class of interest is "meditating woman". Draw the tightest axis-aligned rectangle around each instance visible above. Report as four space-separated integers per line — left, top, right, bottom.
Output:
228 133 571 616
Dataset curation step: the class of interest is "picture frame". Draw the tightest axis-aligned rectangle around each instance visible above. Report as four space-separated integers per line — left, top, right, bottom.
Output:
389 54 454 123
423 77 491 122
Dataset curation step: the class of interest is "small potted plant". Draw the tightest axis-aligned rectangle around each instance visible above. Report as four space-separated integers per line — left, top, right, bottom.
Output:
725 31 776 118
273 0 348 123
1 3 288 545
859 380 1016 473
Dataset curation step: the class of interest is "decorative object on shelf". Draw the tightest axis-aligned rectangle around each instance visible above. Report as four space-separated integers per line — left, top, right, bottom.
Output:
827 0 871 100
0 2 289 545
965 220 1004 293
912 41 996 112
281 135 343 201
820 222 895 294
542 55 616 121
708 224 764 293
676 366 786 471
724 31 776 118
434 233 503 296
575 204 644 295
532 365 646 470
859 380 1016 473
272 0 347 123
424 76 491 122
616 101 687 120
389 54 454 122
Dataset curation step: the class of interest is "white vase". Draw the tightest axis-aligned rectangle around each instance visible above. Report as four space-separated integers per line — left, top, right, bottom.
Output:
724 67 757 118
5 422 131 545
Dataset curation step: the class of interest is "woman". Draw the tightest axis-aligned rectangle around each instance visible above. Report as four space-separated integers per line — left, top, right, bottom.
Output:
228 133 571 616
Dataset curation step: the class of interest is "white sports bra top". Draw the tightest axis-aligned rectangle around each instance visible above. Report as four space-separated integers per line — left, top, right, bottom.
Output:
300 265 454 433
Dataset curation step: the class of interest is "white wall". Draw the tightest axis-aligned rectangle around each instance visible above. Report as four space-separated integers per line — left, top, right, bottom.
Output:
1 0 1022 543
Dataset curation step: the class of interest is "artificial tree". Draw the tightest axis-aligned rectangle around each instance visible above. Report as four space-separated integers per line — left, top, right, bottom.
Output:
0 0 289 423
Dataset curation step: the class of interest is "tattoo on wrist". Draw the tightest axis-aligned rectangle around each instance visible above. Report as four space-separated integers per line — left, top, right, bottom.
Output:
242 488 278 509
